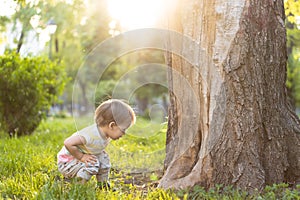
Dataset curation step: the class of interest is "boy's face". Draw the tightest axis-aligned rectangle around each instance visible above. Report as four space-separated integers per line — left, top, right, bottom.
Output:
102 122 128 140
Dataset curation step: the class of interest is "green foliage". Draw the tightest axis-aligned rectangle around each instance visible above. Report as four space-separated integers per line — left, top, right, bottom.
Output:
285 0 300 108
94 50 168 116
0 16 10 33
287 49 300 107
178 184 300 200
55 0 111 109
285 0 300 25
257 183 300 200
95 79 117 105
0 52 67 136
182 185 250 200
6 0 106 111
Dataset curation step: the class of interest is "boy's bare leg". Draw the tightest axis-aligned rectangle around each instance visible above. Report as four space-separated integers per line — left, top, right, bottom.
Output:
96 168 109 182
96 169 111 189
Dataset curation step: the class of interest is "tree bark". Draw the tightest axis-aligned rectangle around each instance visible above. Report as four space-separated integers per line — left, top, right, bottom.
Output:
159 0 300 191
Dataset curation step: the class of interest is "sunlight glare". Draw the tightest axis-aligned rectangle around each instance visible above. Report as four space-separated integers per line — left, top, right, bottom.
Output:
0 0 17 17
107 0 164 30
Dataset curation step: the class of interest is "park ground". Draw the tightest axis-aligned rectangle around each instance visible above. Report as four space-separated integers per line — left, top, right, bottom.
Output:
0 117 299 199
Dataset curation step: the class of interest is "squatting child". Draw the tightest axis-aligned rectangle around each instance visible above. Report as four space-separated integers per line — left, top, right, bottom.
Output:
57 99 136 188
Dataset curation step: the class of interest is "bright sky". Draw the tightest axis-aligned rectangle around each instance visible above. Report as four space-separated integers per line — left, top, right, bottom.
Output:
0 0 168 54
0 0 17 17
107 0 165 31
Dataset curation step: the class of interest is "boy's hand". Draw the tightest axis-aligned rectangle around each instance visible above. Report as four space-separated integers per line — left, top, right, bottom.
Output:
64 135 98 166
80 154 97 166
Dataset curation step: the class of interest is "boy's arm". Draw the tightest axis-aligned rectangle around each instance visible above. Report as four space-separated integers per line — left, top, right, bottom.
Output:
64 135 97 164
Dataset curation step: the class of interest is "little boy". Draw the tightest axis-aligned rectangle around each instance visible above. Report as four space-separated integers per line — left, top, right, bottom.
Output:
57 99 136 188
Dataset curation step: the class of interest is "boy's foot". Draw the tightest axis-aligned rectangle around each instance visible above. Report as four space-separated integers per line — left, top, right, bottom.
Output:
63 177 71 183
97 182 115 191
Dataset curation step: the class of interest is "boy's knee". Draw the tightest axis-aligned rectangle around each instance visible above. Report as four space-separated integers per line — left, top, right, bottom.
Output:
76 161 100 180
77 169 92 180
85 160 101 174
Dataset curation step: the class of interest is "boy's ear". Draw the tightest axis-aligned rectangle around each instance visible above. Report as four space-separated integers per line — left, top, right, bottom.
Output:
108 121 116 129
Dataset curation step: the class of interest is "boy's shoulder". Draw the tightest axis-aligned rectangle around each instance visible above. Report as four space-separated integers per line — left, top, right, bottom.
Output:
76 124 108 145
76 124 98 136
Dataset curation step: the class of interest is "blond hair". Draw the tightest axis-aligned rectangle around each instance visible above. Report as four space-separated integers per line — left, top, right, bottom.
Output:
95 99 136 128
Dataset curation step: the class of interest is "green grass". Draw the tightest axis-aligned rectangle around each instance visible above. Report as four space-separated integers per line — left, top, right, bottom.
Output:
108 117 166 173
0 118 75 199
0 117 172 199
0 118 299 200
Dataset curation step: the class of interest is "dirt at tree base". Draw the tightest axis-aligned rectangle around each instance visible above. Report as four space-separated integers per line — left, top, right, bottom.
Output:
111 168 163 191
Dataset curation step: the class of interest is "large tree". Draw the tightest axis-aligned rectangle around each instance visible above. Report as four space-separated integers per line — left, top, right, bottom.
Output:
159 0 300 191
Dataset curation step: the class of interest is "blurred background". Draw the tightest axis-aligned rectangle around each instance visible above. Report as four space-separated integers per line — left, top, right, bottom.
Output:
0 0 171 122
1 0 299 121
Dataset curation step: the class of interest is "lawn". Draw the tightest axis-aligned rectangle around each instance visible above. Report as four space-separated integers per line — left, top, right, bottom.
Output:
0 118 299 199
0 117 173 199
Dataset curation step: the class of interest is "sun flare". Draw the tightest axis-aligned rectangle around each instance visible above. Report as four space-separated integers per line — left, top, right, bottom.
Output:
107 0 165 31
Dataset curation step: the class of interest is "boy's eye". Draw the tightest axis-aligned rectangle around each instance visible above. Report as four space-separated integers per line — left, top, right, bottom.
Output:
119 127 126 133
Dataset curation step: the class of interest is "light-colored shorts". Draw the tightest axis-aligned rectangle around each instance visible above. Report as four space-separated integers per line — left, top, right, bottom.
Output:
58 151 111 181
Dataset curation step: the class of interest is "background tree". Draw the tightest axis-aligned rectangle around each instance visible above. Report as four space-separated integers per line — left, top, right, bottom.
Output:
94 49 168 119
59 0 111 114
159 0 300 191
9 1 44 53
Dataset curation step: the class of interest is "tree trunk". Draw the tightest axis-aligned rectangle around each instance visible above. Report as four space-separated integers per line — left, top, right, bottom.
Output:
55 37 59 53
159 0 300 191
16 29 25 53
78 79 89 115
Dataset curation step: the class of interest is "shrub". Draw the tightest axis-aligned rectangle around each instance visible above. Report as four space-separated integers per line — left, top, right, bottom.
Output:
0 52 67 136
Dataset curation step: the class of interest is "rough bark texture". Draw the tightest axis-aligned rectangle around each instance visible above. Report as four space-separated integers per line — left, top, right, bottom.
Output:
159 0 300 191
